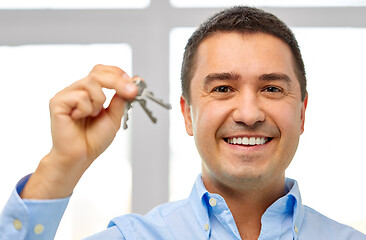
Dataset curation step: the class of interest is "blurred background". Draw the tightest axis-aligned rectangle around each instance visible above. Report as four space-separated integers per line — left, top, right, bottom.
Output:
0 0 365 238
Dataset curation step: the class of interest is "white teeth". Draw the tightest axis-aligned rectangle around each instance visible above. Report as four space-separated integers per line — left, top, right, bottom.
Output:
227 137 268 146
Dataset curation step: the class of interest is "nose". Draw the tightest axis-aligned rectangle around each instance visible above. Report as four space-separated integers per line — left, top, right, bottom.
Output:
232 92 265 126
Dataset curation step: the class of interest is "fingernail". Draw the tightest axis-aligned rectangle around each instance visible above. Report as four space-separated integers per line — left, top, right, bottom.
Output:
125 83 137 94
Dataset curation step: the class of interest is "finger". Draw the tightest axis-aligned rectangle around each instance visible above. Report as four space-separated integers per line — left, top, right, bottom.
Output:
87 65 138 100
50 90 94 120
71 93 94 120
105 75 146 128
79 79 106 117
132 75 144 83
105 93 126 129
105 75 145 129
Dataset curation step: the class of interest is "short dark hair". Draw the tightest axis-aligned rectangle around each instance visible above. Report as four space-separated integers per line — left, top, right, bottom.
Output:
181 6 307 104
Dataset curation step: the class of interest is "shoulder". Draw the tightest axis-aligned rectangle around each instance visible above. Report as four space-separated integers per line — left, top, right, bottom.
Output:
146 198 192 219
300 205 366 240
111 198 191 225
108 198 200 239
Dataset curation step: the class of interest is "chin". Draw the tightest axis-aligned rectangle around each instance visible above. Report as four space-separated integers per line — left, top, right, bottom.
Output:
221 166 277 188
221 169 263 184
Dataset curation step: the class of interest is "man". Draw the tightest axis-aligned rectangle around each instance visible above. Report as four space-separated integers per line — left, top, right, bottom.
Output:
0 6 365 240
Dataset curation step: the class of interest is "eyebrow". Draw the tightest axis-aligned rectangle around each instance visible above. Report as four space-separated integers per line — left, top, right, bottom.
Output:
203 72 292 86
258 73 292 84
204 72 240 85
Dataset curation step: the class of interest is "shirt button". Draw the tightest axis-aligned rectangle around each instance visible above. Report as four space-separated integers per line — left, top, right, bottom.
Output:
13 219 23 231
209 197 217 207
294 225 298 234
34 224 45 234
204 223 209 231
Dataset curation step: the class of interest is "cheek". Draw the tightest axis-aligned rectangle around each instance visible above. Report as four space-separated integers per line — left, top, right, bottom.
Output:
268 103 303 171
192 101 232 138
272 103 303 140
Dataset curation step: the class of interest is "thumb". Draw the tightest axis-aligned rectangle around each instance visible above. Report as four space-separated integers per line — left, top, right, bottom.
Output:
106 93 128 128
106 81 138 129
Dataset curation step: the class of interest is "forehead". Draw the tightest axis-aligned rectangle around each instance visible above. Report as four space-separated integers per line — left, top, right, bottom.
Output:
193 32 297 82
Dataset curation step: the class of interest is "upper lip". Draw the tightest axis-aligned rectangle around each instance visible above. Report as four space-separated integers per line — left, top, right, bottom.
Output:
223 134 271 139
217 124 280 140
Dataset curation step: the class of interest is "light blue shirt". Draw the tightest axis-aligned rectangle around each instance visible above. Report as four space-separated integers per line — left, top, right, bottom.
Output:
0 174 365 240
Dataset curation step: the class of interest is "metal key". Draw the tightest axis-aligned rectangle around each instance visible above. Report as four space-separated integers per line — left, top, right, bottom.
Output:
122 102 132 130
122 77 171 130
134 78 171 110
141 89 172 110
137 98 157 123
133 77 171 109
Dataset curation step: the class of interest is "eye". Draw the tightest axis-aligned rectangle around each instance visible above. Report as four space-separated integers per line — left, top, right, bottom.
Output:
263 86 282 93
261 85 286 99
212 86 232 93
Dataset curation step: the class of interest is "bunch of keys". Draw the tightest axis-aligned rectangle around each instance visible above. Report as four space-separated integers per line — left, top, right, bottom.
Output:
123 77 172 130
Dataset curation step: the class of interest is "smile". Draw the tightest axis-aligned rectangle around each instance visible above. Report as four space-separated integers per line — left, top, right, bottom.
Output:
225 137 270 146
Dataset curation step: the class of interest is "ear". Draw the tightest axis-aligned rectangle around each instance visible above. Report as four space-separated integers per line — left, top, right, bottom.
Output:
180 96 193 136
300 94 308 134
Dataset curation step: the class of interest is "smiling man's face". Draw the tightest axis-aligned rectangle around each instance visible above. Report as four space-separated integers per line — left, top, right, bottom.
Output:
181 32 307 191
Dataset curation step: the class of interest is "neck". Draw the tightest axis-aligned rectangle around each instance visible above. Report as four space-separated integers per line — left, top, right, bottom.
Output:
202 174 286 240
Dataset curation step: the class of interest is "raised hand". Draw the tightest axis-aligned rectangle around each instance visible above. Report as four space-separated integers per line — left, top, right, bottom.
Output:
20 65 138 199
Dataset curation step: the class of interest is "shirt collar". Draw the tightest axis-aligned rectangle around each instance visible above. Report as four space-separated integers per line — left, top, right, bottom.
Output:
188 175 211 238
284 177 305 240
188 175 305 239
259 178 305 239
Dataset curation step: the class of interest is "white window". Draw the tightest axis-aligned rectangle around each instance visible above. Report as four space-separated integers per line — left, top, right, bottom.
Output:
288 27 366 225
169 28 199 202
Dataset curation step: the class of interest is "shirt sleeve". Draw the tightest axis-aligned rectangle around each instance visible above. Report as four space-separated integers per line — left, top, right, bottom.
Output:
0 174 70 240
